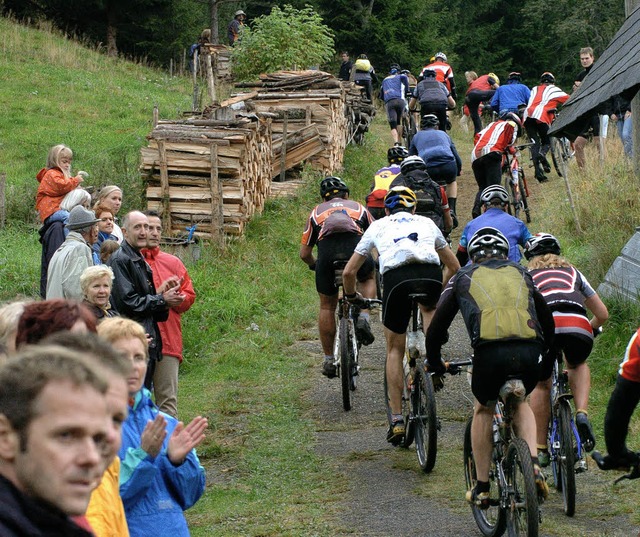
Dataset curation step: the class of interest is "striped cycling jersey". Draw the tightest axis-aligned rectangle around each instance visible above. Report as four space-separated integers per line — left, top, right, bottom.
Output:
301 198 373 246
524 84 570 125
471 120 517 162
620 327 640 383
421 61 454 91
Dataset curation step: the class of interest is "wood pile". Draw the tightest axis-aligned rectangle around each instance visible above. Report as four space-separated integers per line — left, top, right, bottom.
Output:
199 44 232 81
140 116 272 240
342 82 376 145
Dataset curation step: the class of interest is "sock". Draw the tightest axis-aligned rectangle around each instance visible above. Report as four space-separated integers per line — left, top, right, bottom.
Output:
475 480 490 493
448 197 457 214
391 413 403 424
537 444 549 453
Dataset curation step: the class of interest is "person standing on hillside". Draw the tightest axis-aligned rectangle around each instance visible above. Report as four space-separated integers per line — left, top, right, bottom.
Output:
338 51 352 81
573 47 603 168
228 10 246 46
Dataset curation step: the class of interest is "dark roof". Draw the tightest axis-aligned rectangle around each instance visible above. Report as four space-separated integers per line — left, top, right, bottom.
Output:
549 6 640 139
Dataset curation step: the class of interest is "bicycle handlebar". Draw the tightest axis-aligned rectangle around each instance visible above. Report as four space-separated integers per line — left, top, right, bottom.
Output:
445 358 473 375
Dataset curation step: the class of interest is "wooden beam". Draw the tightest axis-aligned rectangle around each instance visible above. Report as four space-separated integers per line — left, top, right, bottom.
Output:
157 140 171 234
210 143 224 246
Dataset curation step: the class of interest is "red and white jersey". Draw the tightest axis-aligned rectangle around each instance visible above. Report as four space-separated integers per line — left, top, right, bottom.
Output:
471 120 517 162
619 327 640 383
421 61 454 91
524 84 570 125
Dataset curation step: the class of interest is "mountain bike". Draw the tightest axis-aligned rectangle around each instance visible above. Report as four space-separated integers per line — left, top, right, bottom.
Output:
502 143 533 223
548 353 588 517
549 136 573 178
464 379 541 537
401 109 417 149
332 260 381 411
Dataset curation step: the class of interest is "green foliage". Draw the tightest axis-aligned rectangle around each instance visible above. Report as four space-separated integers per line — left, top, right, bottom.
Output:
230 4 335 80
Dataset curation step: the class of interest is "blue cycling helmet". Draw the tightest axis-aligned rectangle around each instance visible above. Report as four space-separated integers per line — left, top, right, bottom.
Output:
384 186 417 212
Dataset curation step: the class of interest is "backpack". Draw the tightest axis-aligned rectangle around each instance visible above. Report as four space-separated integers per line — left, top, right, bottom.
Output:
390 170 445 233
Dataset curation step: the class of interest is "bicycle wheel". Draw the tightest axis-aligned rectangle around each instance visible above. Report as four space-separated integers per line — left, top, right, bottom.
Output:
558 400 576 516
549 137 563 177
464 418 507 537
339 317 353 411
518 171 531 223
383 359 413 447
401 115 411 148
505 438 539 537
413 362 438 472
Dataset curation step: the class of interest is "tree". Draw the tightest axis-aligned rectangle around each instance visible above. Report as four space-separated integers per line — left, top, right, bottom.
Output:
230 4 334 81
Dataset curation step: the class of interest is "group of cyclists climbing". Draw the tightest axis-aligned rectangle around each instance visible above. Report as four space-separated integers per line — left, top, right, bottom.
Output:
300 53 638 530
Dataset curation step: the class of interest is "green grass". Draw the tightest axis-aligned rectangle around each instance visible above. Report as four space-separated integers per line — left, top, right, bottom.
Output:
1 15 639 534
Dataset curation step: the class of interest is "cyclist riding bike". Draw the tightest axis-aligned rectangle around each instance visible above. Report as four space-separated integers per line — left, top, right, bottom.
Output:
593 327 640 471
366 145 408 220
380 64 411 145
426 227 554 506
342 186 459 444
465 72 500 135
300 177 377 378
457 185 532 265
489 71 531 117
419 52 457 100
390 156 453 237
524 233 609 464
471 111 522 218
408 69 455 132
408 113 462 226
523 72 570 182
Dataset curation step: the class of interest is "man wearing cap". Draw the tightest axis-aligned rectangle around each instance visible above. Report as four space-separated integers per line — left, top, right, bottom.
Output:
228 10 246 46
46 205 100 300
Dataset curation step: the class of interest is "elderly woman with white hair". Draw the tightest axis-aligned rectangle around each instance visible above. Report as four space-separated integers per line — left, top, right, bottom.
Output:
81 265 118 322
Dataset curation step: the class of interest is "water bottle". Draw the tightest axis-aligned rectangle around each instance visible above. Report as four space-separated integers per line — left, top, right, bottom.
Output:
511 166 519 186
407 331 420 362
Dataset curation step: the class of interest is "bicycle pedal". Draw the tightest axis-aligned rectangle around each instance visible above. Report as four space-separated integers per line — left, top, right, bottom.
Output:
436 418 442 431
575 459 588 473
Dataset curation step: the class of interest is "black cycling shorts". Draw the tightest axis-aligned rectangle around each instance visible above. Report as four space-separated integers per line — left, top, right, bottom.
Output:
472 341 543 406
385 98 406 130
426 161 458 185
538 332 593 381
382 263 443 334
316 233 374 296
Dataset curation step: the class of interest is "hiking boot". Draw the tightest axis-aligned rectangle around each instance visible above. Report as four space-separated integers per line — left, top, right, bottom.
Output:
355 317 375 346
321 360 337 379
538 449 550 468
576 411 596 452
386 419 405 445
540 155 551 173
533 464 549 502
466 486 490 509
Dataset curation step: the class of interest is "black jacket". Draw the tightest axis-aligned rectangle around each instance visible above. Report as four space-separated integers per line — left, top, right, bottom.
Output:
107 240 168 362
0 475 93 537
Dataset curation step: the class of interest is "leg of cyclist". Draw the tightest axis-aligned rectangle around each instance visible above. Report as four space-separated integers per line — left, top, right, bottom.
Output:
318 293 339 377
538 123 552 173
530 348 556 465
355 272 376 344
525 118 546 182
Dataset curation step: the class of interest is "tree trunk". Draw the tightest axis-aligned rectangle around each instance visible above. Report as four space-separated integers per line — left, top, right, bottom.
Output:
210 0 219 45
106 1 118 57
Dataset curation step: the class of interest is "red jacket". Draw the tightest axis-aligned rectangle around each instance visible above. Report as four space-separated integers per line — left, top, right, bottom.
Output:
421 60 454 91
141 247 196 362
467 74 496 93
35 167 81 222
524 84 570 126
620 327 640 383
472 120 518 162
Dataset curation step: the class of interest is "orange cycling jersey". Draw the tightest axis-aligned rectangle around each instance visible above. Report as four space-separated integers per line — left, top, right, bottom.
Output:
620 327 640 383
301 198 373 246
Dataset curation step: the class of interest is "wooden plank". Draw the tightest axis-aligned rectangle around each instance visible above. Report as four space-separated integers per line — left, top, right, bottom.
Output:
157 140 171 232
210 144 224 246
218 92 258 107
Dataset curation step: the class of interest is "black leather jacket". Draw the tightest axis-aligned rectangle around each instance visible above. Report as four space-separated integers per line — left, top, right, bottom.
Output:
108 240 168 362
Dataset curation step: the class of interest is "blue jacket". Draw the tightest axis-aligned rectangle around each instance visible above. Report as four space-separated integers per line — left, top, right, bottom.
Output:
119 389 206 537
410 129 462 171
380 73 409 102
490 81 531 114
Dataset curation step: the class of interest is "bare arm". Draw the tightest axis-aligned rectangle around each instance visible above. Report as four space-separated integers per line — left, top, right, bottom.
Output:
299 244 315 267
585 294 609 329
437 246 460 284
342 252 367 296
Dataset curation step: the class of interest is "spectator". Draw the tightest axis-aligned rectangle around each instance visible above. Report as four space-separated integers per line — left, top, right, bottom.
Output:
108 211 184 388
97 318 207 537
81 265 118 322
93 204 119 265
141 211 196 418
100 239 120 264
338 51 352 81
573 47 603 168
465 72 500 135
607 92 633 158
93 186 124 243
0 300 30 361
0 346 109 535
353 54 378 102
39 188 92 298
490 71 531 116
15 299 97 349
35 144 88 224
47 206 100 300
228 10 246 46
408 68 455 132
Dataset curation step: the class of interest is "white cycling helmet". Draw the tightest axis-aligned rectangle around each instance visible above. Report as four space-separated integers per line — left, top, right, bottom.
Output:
480 185 509 205
434 52 447 62
467 227 510 261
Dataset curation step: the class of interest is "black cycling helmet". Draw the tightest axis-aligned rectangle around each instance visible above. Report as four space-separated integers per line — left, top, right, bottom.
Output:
422 68 437 78
387 145 409 164
480 185 509 206
320 176 349 200
540 72 555 84
390 63 400 74
384 186 417 212
467 227 510 261
400 155 428 175
421 114 439 129
524 232 561 260
508 71 522 81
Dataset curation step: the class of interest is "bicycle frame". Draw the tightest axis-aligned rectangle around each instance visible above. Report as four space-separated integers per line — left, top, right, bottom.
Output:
501 145 532 223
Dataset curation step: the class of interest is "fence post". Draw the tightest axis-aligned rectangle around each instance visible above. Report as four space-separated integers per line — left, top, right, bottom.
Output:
0 172 6 229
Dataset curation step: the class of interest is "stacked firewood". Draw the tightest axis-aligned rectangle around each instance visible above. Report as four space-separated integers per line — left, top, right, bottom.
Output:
343 82 376 145
140 116 272 239
199 44 232 81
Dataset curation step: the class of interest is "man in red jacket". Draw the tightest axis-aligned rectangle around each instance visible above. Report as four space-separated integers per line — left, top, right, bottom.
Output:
142 211 196 418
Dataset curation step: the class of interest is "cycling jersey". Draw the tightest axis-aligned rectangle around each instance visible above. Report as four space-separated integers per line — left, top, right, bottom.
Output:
354 212 447 274
420 61 456 97
380 73 410 102
413 78 449 106
467 74 498 93
529 266 595 314
471 120 518 161
409 129 462 169
490 81 531 114
524 84 570 125
366 164 401 209
620 327 640 383
301 198 373 247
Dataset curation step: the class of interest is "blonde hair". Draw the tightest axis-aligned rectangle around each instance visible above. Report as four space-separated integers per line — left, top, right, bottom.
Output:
80 265 114 297
0 301 31 360
93 186 123 212
527 253 573 270
46 144 73 178
97 317 149 357
465 71 478 83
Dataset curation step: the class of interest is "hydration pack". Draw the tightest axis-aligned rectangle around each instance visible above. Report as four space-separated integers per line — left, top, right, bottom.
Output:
390 170 445 233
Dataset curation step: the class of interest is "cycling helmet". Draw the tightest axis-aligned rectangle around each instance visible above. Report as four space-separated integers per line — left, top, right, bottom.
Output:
434 52 447 62
488 72 500 85
540 72 555 84
500 111 523 130
422 68 437 78
524 233 561 260
387 145 409 164
467 227 510 261
384 186 417 211
421 114 440 129
400 155 428 175
390 63 400 74
508 71 522 81
320 176 349 200
480 185 509 206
